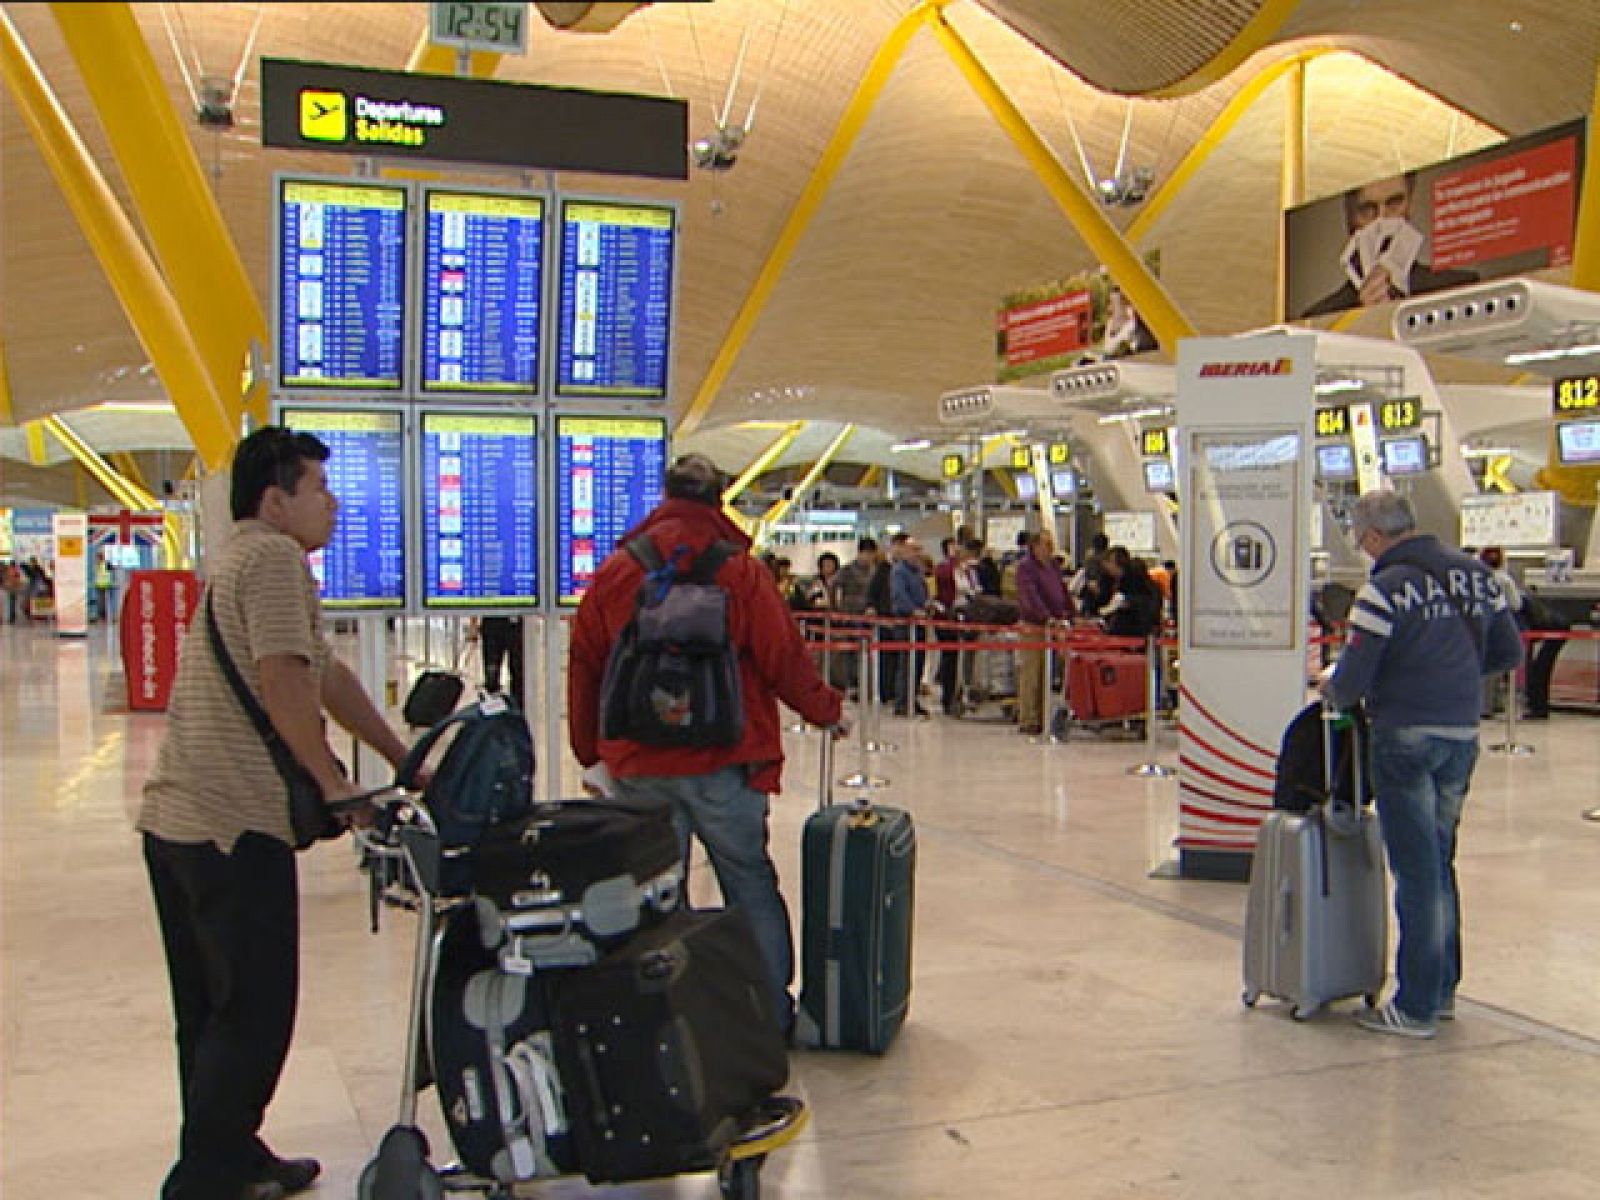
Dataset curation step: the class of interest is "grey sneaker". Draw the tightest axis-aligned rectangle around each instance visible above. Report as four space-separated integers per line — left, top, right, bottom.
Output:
1356 1001 1437 1039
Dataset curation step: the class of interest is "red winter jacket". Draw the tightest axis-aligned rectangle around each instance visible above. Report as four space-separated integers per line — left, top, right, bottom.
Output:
568 498 843 794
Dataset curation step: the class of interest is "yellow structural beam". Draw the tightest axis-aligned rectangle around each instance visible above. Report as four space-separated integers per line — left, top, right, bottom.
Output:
760 424 857 527
1128 51 1326 246
111 451 152 496
51 2 265 429
42 414 184 565
858 465 883 488
675 2 946 436
722 421 808 505
24 421 50 466
0 8 235 472
1145 0 1304 99
0 334 12 426
1571 57 1600 292
928 6 1194 354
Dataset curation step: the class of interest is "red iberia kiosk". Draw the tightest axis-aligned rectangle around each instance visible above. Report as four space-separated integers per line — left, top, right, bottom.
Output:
120 570 200 712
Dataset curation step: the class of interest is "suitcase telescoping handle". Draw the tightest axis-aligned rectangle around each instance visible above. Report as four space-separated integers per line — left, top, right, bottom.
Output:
819 723 835 809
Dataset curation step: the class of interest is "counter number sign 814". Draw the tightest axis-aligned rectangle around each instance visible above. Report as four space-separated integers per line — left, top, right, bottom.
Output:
430 2 528 53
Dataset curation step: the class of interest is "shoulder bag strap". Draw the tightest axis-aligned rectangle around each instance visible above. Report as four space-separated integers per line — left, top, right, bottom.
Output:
625 534 665 573
205 591 281 744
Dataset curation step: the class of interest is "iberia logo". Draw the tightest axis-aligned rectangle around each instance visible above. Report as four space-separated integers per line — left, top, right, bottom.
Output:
299 89 348 142
1198 358 1294 378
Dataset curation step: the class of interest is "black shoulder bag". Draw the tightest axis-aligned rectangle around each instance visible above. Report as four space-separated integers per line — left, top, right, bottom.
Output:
204 592 342 850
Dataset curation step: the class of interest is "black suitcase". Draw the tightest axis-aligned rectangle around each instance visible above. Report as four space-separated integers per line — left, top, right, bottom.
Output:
796 735 916 1054
548 908 790 1184
429 909 579 1183
470 798 684 969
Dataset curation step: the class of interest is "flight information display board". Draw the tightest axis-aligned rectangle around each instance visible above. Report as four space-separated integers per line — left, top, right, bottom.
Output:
277 179 408 390
419 411 539 608
421 189 545 393
555 200 676 398
280 406 408 609
555 415 668 605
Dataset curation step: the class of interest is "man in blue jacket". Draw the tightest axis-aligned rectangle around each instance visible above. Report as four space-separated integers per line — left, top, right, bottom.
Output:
887 533 931 717
1324 490 1522 1039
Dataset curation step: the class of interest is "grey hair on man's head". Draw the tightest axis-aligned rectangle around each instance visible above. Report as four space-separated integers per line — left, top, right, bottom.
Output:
1351 489 1416 538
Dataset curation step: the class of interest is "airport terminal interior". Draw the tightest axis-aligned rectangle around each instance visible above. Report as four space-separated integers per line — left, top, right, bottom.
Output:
5 2 1600 1198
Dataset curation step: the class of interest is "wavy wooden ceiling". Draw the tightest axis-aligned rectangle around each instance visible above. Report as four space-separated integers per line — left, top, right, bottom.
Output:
1 0 1596 453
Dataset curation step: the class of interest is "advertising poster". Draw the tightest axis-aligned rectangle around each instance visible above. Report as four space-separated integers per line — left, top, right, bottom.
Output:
52 512 90 637
1285 119 1585 320
996 259 1159 382
1185 431 1302 650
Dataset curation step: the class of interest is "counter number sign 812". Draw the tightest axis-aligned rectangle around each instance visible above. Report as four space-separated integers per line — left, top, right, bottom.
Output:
430 2 528 54
1554 375 1600 414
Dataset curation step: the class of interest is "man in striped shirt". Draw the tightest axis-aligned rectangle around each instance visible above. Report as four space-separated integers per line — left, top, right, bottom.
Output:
139 427 415 1200
1323 490 1521 1040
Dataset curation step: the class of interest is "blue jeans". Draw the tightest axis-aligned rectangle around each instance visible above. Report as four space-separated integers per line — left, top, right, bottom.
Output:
613 767 794 1030
1369 727 1479 1022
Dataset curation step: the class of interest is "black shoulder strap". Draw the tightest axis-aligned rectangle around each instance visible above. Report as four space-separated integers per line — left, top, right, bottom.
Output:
688 539 738 584
625 535 665 573
205 591 279 743
1386 553 1484 658
394 705 474 789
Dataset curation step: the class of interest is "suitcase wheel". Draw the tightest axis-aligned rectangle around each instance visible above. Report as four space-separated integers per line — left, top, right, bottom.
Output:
1242 989 1259 1008
358 1125 442 1200
1291 1004 1317 1022
718 1155 762 1200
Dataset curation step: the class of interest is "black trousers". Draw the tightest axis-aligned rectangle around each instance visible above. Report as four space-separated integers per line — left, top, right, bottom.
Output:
936 626 965 713
1524 636 1565 715
481 616 525 707
144 831 299 1200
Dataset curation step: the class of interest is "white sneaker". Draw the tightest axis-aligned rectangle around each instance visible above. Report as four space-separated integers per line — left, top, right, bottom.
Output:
1356 1001 1437 1039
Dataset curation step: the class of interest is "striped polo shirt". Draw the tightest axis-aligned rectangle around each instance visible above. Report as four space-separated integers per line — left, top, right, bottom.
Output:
138 520 331 852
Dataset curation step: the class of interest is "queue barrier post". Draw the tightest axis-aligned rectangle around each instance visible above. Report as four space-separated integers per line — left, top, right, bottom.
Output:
865 622 898 754
1127 633 1176 778
841 631 890 790
1488 658 1535 756
1040 629 1061 744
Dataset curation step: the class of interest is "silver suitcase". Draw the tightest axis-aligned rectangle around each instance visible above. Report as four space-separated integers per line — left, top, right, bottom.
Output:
1242 708 1387 1020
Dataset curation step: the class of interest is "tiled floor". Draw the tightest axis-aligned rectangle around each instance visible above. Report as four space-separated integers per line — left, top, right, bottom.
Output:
4 622 1600 1199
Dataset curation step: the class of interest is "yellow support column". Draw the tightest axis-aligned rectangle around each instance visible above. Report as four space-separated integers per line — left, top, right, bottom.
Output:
1275 58 1307 322
111 451 152 496
722 421 808 505
676 2 944 436
51 2 267 427
24 421 50 466
1571 59 1600 292
0 335 13 426
0 9 235 471
760 425 858 527
926 7 1195 353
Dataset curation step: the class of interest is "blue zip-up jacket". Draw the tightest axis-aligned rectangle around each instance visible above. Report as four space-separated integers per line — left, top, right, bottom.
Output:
890 557 929 617
1325 534 1522 730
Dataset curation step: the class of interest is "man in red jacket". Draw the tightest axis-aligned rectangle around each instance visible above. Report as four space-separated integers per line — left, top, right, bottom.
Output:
568 454 846 1033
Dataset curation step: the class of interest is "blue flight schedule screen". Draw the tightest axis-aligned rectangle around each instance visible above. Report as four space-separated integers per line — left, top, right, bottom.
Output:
556 201 676 398
281 407 407 609
278 180 407 389
421 191 545 393
555 416 667 605
420 412 539 607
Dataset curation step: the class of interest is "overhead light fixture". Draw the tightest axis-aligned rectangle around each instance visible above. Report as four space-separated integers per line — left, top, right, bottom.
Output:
90 400 178 414
889 438 933 453
997 428 1030 439
1097 406 1169 425
1460 445 1516 459
1315 378 1366 395
1504 343 1600 365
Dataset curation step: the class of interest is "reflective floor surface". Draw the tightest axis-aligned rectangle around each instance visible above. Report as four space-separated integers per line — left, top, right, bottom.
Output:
4 623 1600 1199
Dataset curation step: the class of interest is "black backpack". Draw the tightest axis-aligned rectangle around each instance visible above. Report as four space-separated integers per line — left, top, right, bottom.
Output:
598 536 744 749
398 697 536 851
1273 701 1372 814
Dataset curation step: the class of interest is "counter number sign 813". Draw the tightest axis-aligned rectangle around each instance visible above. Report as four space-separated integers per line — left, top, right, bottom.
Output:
430 2 528 53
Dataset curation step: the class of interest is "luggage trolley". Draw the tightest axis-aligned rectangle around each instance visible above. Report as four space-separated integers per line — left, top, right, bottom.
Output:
1053 628 1149 739
348 788 809 1200
953 615 1019 721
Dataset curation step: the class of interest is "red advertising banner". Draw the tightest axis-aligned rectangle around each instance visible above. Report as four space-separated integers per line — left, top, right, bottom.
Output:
998 289 1093 369
1284 118 1586 321
1431 136 1578 269
120 570 200 712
